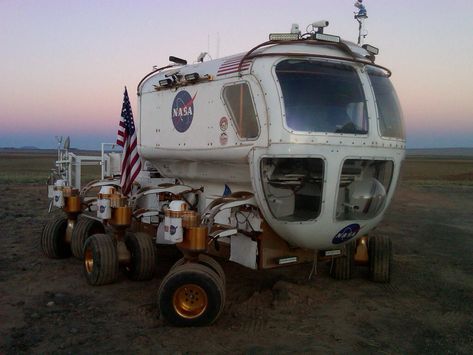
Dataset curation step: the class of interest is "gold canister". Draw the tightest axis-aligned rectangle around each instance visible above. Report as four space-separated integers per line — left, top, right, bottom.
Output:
182 211 200 228
64 195 82 213
111 206 132 226
183 226 208 251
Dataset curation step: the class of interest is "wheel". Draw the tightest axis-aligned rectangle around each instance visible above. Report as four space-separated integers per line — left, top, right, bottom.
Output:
41 216 71 258
83 234 119 285
158 263 225 326
197 255 226 286
170 254 226 285
330 241 355 280
169 256 226 302
369 235 392 283
71 217 105 259
124 232 157 281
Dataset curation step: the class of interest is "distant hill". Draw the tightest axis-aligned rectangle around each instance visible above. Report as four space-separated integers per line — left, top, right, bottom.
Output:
0 147 102 155
407 148 473 158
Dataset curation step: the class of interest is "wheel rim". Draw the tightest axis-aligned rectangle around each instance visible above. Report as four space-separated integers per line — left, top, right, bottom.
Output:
84 246 94 274
172 284 208 319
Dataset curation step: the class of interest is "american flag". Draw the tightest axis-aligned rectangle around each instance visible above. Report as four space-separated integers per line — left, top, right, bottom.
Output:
116 87 141 195
216 55 252 76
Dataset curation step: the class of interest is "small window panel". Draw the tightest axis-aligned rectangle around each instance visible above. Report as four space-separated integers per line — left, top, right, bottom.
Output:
223 83 259 139
261 158 324 222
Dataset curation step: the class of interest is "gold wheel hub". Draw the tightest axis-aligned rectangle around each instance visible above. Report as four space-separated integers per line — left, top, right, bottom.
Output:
173 284 208 319
84 247 94 274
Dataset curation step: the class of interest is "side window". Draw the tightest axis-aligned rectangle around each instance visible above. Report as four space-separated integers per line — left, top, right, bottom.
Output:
223 83 259 139
367 67 405 139
335 159 394 221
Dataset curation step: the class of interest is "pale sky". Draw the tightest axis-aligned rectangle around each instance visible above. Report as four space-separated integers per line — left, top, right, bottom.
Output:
1 0 472 149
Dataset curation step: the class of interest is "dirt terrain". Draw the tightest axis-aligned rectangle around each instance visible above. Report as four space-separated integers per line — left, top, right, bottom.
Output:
1 152 473 354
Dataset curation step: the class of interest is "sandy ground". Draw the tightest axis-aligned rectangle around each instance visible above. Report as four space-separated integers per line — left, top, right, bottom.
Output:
1 172 473 353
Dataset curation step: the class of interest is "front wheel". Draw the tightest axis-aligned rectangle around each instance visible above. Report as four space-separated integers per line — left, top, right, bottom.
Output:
170 254 226 286
158 263 225 326
83 234 119 286
369 235 392 283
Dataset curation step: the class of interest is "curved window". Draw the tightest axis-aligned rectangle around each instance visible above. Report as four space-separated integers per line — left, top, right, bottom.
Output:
222 83 259 139
336 159 394 221
367 67 405 139
276 60 368 134
261 157 324 221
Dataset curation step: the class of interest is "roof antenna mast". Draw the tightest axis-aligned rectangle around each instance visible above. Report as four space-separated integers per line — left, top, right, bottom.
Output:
354 0 368 46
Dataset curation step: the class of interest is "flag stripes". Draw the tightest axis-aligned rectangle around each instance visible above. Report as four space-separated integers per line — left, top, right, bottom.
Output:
116 87 141 195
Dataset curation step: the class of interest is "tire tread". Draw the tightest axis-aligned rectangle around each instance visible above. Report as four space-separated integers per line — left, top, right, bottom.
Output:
124 232 157 281
71 217 105 259
41 216 70 258
83 234 118 285
369 235 392 283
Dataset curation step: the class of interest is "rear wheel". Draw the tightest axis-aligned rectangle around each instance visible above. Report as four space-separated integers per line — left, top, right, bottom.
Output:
369 235 392 283
158 263 225 326
71 217 105 259
330 241 355 280
124 232 157 281
41 216 71 258
83 234 119 285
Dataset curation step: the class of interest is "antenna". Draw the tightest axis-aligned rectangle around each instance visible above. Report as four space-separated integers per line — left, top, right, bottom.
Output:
354 0 368 46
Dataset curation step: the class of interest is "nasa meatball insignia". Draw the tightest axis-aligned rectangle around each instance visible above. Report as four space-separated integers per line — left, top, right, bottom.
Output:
171 90 196 133
332 224 361 244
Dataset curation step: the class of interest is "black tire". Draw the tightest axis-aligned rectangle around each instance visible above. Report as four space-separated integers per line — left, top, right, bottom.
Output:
83 234 119 286
71 217 105 259
330 241 355 280
41 216 71 258
170 255 226 285
124 232 157 281
369 235 392 283
158 263 225 327
169 257 187 271
197 255 226 286
170 262 226 320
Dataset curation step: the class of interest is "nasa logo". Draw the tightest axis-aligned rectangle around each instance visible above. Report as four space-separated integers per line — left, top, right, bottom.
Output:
54 196 59 202
171 90 196 133
99 205 105 213
170 225 177 236
332 224 361 245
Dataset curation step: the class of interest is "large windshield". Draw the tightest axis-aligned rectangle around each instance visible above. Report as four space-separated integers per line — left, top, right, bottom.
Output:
276 60 368 134
367 67 405 139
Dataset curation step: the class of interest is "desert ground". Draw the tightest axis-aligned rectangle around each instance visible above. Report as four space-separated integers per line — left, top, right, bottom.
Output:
0 150 472 354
